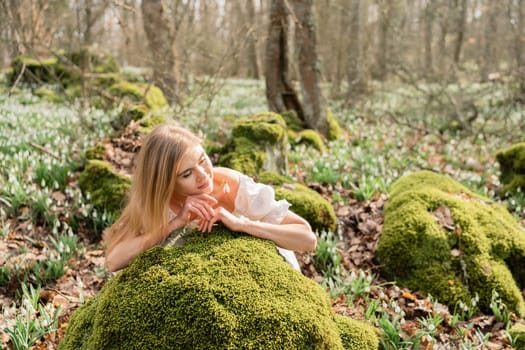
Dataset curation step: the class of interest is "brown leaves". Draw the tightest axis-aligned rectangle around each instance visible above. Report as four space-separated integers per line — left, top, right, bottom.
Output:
432 205 455 231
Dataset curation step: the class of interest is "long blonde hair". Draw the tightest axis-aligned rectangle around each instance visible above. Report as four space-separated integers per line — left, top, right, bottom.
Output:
103 123 202 249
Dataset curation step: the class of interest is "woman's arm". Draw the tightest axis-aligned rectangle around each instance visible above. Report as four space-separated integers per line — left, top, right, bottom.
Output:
202 208 317 252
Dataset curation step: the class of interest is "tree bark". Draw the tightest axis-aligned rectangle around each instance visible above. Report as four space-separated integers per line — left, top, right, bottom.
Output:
347 0 367 101
246 0 260 79
376 0 392 80
423 1 434 75
265 0 305 122
141 0 180 104
453 0 468 64
289 0 329 137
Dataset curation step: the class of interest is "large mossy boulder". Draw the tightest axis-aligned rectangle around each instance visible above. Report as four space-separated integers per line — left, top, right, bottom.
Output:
258 172 337 233
377 171 525 316
58 227 378 350
218 112 289 176
78 160 131 217
496 142 525 197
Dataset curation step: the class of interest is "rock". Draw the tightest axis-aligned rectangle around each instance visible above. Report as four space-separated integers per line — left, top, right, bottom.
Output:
377 170 525 317
496 142 525 197
58 227 378 350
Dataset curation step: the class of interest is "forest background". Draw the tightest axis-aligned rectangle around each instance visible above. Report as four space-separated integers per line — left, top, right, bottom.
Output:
1 0 525 349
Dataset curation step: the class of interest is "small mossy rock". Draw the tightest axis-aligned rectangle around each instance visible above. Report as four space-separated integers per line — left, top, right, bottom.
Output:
9 56 59 85
289 129 326 153
84 143 105 160
33 88 65 103
78 160 130 218
258 171 337 233
139 114 168 134
58 227 378 350
111 104 150 131
326 108 342 141
377 170 525 316
219 112 288 176
509 323 525 349
496 143 525 197
108 81 168 110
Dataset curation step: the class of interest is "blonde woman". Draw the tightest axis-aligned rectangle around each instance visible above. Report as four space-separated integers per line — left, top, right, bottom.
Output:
103 123 317 272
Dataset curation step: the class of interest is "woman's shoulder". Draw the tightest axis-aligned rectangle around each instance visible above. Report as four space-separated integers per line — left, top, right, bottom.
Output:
213 167 243 183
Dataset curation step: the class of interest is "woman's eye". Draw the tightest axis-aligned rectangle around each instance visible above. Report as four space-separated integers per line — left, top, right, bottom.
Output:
182 171 191 178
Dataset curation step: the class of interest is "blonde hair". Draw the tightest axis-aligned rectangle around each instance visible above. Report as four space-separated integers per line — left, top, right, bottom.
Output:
103 123 202 249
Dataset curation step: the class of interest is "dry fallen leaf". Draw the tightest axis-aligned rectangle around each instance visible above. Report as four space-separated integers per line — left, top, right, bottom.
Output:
432 205 455 231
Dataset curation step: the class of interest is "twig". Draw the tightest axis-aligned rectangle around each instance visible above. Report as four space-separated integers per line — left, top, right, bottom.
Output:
29 142 61 160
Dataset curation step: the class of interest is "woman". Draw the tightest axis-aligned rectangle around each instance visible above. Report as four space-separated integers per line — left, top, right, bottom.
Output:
103 123 317 272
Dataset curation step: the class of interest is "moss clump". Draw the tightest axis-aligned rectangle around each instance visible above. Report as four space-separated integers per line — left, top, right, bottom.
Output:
108 81 168 110
33 88 65 103
289 129 326 153
258 171 337 233
377 171 525 316
326 108 342 141
111 104 150 131
58 227 378 350
281 110 306 132
140 114 168 134
84 144 105 160
496 143 525 197
219 112 288 176
9 56 59 85
78 160 130 217
509 323 525 349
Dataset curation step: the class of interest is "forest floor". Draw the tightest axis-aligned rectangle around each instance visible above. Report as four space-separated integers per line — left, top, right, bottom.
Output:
1 122 524 349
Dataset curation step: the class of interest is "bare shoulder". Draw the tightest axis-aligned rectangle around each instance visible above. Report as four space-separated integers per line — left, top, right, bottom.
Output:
213 167 242 184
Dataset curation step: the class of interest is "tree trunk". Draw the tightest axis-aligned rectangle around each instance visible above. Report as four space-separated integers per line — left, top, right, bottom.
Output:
265 0 305 122
141 0 179 104
453 0 468 64
376 0 392 80
347 0 367 101
246 0 260 79
423 1 434 75
289 0 329 137
480 0 498 80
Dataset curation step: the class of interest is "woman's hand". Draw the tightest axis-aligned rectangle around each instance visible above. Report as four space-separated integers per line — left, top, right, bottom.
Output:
198 206 244 233
174 194 218 229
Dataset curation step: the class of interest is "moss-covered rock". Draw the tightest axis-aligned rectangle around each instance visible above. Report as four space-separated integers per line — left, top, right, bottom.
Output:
509 323 525 349
110 104 150 131
289 129 326 153
326 108 342 141
9 56 60 85
281 110 306 132
496 143 525 197
58 227 378 350
33 87 65 103
377 171 525 316
78 160 130 217
84 144 105 160
108 81 168 110
258 171 337 233
139 114 168 134
218 112 288 176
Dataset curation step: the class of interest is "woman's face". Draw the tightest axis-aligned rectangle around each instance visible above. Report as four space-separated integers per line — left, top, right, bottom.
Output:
174 144 214 197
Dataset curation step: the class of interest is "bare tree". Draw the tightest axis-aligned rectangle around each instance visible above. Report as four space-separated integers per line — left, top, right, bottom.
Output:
141 0 179 104
246 0 260 79
347 0 367 102
453 0 468 64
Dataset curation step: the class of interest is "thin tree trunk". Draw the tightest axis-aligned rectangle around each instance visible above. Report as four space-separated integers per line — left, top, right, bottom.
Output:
423 1 434 75
377 0 391 80
290 0 328 137
141 0 179 104
453 0 468 64
246 0 260 79
265 0 304 121
347 0 367 101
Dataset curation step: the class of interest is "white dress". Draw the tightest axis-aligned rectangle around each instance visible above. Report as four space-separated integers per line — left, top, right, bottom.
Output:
232 172 301 271
166 171 301 271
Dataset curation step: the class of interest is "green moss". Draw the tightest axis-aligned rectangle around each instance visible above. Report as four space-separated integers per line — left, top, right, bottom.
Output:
377 171 525 316
509 323 525 349
59 227 378 350
111 104 150 131
496 143 525 196
219 113 288 176
92 73 121 88
139 114 168 134
275 184 337 233
108 81 168 110
289 129 326 153
335 315 378 350
33 88 65 103
281 110 306 132
326 108 342 141
78 160 131 217
84 144 105 160
9 56 59 85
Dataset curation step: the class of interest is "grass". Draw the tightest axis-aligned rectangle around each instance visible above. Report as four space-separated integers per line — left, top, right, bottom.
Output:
1 76 525 349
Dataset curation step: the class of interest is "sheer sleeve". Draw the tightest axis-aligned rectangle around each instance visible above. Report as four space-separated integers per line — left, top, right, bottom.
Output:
233 173 291 224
